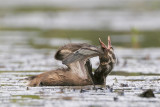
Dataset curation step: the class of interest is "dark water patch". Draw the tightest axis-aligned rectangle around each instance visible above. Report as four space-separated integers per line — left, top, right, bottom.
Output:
139 89 155 98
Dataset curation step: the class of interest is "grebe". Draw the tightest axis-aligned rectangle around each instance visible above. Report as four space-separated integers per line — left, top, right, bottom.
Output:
27 36 116 86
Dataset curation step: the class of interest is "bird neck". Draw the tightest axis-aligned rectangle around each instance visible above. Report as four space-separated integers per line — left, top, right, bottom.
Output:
93 58 114 85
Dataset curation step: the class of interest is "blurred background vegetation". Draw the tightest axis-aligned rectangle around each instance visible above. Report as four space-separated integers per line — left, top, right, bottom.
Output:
0 0 160 48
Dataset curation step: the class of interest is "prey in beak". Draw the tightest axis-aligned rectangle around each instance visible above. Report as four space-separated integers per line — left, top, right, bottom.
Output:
99 36 115 61
94 36 116 85
99 36 112 51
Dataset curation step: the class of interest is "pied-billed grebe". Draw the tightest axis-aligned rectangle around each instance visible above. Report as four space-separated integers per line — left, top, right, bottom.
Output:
27 36 116 86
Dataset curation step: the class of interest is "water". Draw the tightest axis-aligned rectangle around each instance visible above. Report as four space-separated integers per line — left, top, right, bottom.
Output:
0 0 160 107
0 33 160 107
1 74 160 107
0 34 159 73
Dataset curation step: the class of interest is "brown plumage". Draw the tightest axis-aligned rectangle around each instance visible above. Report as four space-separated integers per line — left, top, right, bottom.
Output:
28 68 92 86
55 43 92 61
28 43 97 86
27 36 116 87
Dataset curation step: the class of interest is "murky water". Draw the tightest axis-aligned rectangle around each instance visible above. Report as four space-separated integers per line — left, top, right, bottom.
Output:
0 0 160 107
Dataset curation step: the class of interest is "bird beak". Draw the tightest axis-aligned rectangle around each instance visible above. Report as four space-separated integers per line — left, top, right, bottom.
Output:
99 36 112 50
